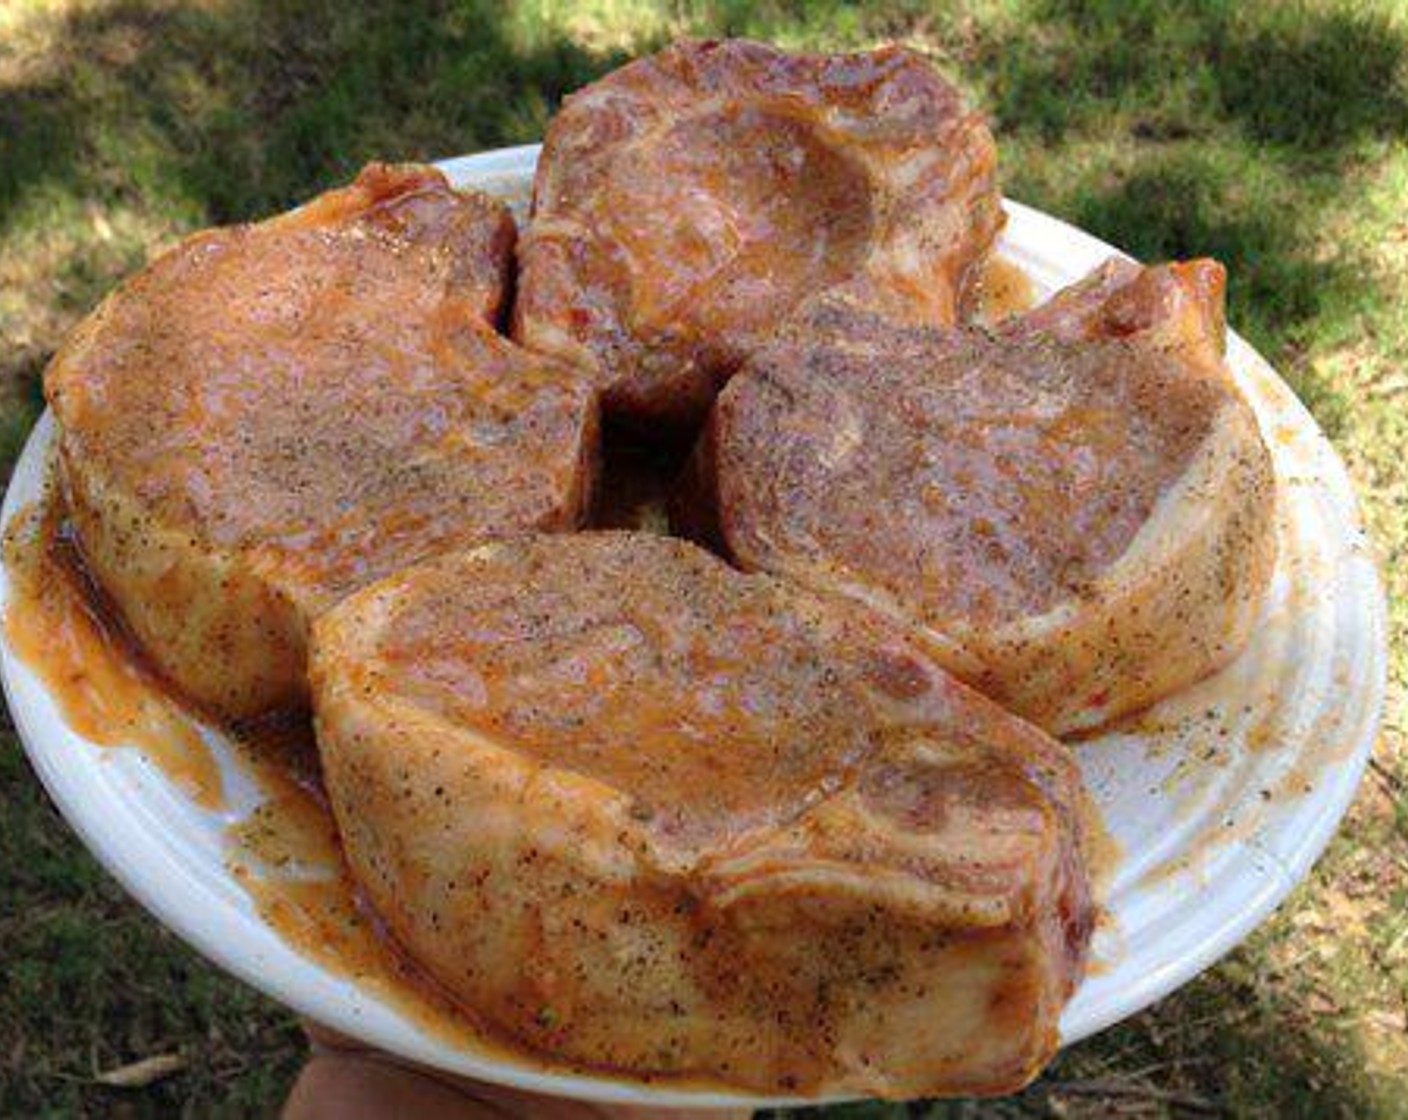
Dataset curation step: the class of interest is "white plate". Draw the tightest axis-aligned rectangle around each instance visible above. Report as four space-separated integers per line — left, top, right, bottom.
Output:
0 144 1387 1108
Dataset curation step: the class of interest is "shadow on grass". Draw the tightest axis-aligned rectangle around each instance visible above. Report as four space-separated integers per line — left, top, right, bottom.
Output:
977 0 1408 437
987 0 1408 154
1059 148 1363 437
0 0 638 234
1213 4 1408 151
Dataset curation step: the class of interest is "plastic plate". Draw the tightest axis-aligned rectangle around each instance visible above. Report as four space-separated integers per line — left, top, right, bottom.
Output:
0 144 1387 1107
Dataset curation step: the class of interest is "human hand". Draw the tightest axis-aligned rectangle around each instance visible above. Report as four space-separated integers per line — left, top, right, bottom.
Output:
283 1023 753 1120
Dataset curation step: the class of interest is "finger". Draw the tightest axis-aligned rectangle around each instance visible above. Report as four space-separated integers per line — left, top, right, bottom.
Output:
295 1019 754 1118
300 1018 369 1055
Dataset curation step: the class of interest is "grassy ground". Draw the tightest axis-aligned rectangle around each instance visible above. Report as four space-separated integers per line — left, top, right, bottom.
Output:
2 1 1406 1115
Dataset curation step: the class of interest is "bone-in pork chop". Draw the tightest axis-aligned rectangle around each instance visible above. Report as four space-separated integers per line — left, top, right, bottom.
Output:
45 164 598 720
513 38 1003 431
311 532 1090 1097
675 259 1276 735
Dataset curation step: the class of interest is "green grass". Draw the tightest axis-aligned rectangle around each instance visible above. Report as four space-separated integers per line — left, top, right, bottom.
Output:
2 0 1406 1115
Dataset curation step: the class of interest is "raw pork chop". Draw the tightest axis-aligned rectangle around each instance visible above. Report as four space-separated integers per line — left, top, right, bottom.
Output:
675 259 1276 734
311 532 1091 1098
46 164 598 719
513 38 1003 431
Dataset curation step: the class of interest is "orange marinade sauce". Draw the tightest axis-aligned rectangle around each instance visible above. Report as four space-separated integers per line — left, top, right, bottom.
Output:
2 493 224 809
978 255 1037 322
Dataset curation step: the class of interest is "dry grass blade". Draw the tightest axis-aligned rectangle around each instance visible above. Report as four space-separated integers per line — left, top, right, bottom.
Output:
1043 1079 1226 1114
93 1053 187 1088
